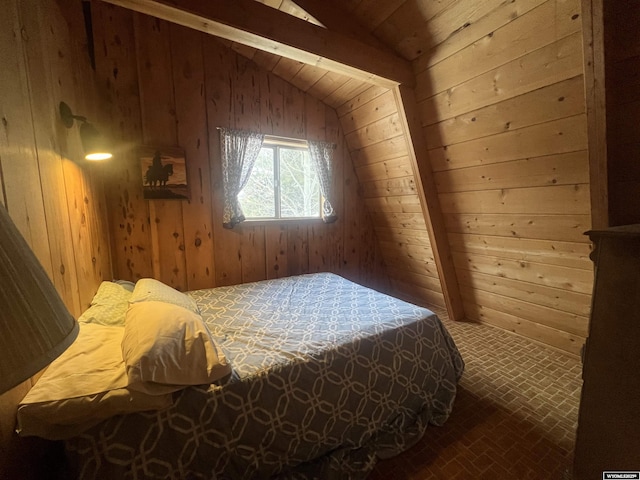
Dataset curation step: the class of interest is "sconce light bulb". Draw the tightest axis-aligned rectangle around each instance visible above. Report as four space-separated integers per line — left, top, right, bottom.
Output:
85 152 113 161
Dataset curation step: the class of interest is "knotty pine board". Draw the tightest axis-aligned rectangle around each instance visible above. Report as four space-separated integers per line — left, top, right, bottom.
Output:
416 0 581 97
456 268 591 318
372 0 456 60
417 32 585 122
134 14 187 291
92 3 153 281
434 151 589 193
170 24 216 291
0 2 52 277
424 75 586 148
21 3 82 315
428 115 588 172
444 212 591 243
355 156 415 182
204 36 243 286
350 137 410 170
414 0 546 70
463 300 584 356
447 232 592 270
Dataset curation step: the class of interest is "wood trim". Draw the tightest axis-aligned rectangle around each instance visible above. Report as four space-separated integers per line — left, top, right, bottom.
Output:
392 84 465 321
99 0 414 87
581 0 608 229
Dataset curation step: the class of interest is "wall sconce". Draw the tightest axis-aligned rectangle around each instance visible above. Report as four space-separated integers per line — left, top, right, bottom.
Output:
59 101 112 161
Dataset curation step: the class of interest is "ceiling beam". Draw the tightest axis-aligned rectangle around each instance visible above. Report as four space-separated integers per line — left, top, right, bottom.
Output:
289 0 394 53
393 84 465 322
276 0 324 27
100 0 415 88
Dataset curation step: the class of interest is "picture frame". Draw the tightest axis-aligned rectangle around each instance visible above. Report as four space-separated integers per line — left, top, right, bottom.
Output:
139 146 190 200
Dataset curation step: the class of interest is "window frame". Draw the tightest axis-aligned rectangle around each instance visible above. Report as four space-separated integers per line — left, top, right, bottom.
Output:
240 135 323 223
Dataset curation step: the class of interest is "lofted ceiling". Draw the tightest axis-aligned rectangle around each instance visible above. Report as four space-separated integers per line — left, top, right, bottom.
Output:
253 0 323 25
231 0 428 108
218 0 406 109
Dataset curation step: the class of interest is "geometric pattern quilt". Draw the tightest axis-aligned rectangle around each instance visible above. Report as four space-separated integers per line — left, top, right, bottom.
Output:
66 273 464 479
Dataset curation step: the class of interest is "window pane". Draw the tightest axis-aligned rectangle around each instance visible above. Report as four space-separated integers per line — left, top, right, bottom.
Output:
279 148 320 218
238 148 275 218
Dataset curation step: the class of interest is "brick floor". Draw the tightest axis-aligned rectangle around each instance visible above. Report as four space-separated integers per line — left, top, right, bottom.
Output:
370 311 582 480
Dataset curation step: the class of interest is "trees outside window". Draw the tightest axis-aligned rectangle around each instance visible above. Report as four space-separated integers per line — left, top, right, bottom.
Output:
238 142 321 220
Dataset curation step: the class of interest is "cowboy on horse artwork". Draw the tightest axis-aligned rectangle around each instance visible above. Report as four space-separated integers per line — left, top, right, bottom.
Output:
145 150 174 188
140 146 190 200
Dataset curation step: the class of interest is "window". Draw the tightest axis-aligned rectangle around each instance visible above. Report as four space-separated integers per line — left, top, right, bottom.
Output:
238 137 321 220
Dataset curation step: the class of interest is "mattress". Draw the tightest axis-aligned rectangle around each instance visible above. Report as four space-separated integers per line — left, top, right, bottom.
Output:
66 273 464 479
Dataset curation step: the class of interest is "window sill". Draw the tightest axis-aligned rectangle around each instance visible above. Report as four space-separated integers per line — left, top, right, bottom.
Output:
238 218 324 227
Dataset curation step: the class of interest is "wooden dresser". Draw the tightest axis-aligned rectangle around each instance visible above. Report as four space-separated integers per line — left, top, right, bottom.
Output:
573 225 640 478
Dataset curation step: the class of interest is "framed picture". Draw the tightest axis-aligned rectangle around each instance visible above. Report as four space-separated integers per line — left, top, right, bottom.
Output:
139 146 190 200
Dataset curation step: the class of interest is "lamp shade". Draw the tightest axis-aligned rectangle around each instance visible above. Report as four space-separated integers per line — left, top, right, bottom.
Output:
59 102 112 161
79 122 112 161
0 206 78 394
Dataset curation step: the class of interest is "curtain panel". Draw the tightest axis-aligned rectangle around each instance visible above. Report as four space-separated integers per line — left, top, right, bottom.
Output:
219 128 265 229
308 140 337 223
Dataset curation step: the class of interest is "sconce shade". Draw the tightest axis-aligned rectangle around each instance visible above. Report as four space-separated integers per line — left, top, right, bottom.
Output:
0 206 78 394
79 122 113 161
59 101 112 161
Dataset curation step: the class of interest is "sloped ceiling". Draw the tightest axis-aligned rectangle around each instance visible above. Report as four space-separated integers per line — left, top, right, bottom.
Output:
215 0 405 108
254 0 323 26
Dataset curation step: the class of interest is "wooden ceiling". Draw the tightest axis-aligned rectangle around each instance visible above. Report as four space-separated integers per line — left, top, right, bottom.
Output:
229 0 479 108
103 0 416 104
99 0 457 109
219 0 410 109
254 0 323 25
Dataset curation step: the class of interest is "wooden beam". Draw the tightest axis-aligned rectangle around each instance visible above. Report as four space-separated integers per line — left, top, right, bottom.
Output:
290 0 395 53
278 0 323 26
393 84 465 321
100 0 414 88
581 0 608 229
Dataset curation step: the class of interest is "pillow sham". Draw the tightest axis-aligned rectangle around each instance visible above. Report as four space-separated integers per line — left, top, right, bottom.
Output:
91 280 133 306
77 281 132 326
17 323 172 440
122 301 231 395
129 278 199 314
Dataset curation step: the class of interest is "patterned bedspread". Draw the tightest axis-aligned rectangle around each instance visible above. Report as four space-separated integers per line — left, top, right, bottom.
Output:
66 273 464 479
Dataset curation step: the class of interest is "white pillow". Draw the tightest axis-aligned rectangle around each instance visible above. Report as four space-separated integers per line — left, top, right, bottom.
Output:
122 301 231 395
129 278 199 314
17 323 172 440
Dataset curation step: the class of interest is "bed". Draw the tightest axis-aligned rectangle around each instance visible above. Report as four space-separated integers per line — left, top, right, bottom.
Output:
18 272 464 479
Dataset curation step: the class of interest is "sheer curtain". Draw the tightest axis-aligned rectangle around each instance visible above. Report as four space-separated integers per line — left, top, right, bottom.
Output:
308 140 337 223
219 128 265 229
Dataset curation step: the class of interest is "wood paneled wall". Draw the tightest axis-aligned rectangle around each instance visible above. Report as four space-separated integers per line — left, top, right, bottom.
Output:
411 0 593 355
337 86 446 308
93 4 387 293
0 0 111 474
605 1 640 226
